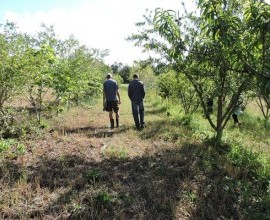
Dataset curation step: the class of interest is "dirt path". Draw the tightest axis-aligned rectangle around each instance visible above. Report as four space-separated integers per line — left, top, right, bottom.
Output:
31 86 173 163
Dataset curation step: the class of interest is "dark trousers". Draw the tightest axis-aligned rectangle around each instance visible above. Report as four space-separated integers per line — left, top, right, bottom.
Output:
131 101 144 128
232 113 239 124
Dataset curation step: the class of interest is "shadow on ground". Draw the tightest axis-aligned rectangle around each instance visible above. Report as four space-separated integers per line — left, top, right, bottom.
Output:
1 142 268 219
139 119 194 142
52 125 132 139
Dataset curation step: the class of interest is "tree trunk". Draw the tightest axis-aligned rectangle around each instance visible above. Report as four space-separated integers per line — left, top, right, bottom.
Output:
216 127 223 144
215 94 224 143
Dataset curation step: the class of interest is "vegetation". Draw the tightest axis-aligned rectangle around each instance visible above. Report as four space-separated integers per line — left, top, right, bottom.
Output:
111 62 131 83
0 22 109 132
1 0 270 219
128 0 270 141
0 86 270 219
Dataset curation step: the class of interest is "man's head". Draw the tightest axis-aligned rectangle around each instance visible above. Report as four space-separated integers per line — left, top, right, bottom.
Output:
133 74 139 79
106 73 112 79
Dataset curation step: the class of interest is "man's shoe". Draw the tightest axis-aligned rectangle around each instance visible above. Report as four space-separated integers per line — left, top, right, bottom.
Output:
135 125 141 131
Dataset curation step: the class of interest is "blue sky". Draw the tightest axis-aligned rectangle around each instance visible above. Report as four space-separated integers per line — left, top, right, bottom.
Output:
1 0 270 65
0 0 85 18
0 0 193 65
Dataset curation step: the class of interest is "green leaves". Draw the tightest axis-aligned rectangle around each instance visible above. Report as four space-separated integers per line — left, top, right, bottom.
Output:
244 1 270 33
129 0 268 140
0 22 28 111
0 20 108 126
52 40 106 107
154 8 180 42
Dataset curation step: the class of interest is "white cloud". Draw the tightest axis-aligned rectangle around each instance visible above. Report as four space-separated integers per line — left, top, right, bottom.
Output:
3 0 195 65
9 0 270 65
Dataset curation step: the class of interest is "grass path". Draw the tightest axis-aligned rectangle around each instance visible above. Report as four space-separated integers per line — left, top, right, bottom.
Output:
0 85 186 219
2 86 190 219
47 85 174 161
1 86 269 219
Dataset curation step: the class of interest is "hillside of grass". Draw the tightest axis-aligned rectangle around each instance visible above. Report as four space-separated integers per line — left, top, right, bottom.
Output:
1 85 270 219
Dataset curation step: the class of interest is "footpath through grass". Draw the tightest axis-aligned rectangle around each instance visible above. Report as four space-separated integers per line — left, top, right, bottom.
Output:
0 86 270 219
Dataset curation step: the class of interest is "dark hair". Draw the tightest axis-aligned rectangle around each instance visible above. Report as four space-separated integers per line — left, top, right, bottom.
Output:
133 74 139 79
106 74 112 79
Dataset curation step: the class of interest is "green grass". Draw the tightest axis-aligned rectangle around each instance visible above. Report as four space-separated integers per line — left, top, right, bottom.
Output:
101 145 129 159
0 86 270 219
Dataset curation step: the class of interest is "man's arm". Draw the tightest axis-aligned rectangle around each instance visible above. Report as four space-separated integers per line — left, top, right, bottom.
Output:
141 83 146 99
103 84 106 107
128 84 132 100
117 90 121 104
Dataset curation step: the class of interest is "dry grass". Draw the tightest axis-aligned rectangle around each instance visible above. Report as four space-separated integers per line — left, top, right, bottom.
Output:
0 87 269 219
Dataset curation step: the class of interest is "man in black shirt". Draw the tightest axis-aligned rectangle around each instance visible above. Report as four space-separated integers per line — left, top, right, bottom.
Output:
128 74 145 130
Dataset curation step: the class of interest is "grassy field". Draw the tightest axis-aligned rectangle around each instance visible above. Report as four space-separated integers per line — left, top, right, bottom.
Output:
0 86 270 219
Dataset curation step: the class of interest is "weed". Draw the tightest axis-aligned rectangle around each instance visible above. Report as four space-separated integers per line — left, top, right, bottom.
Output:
0 139 10 153
0 139 26 160
39 119 49 129
72 202 83 213
84 169 102 184
102 146 128 159
185 191 197 203
95 191 115 206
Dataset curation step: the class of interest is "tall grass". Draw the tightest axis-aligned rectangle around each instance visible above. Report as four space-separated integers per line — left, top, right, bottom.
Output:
148 96 270 218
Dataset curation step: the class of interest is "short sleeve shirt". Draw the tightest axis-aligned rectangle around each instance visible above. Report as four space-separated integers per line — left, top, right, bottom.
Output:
103 79 119 101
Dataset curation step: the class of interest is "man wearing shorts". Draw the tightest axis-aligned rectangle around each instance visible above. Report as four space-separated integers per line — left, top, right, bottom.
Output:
103 73 121 129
